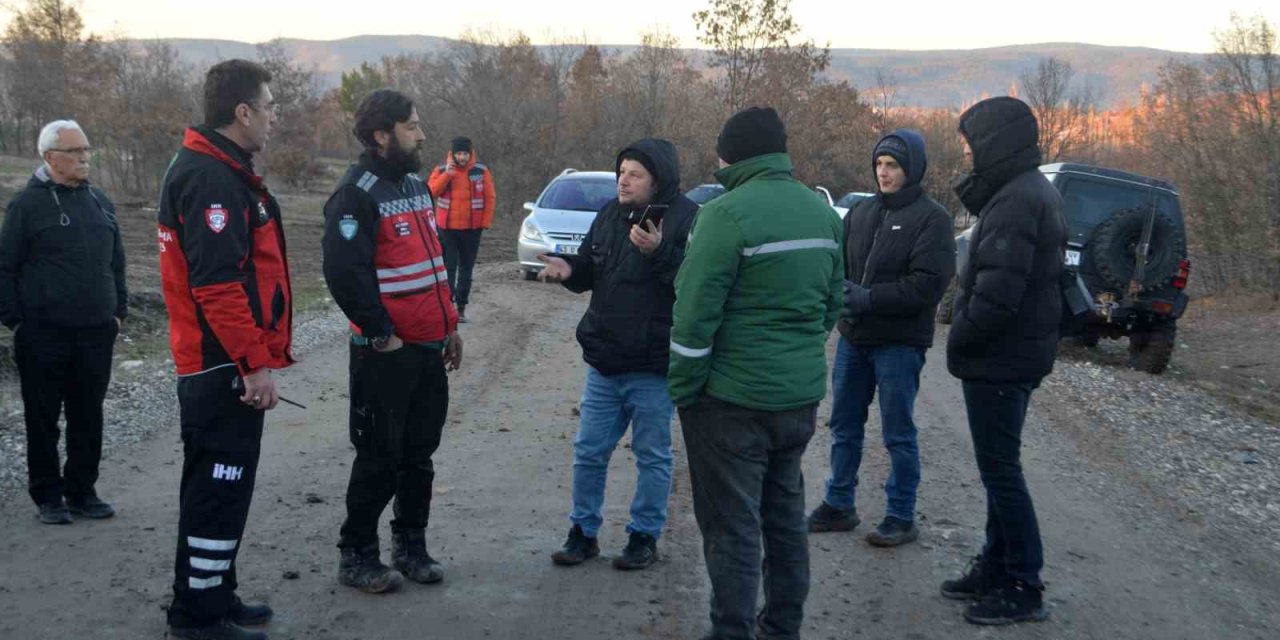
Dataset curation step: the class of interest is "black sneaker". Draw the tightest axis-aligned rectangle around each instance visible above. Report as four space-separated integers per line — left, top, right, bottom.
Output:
229 597 273 626
337 545 403 594
38 499 72 525
551 524 599 566
964 580 1050 625
67 494 115 519
865 516 919 547
612 531 658 570
941 555 1000 601
807 502 859 533
168 618 267 640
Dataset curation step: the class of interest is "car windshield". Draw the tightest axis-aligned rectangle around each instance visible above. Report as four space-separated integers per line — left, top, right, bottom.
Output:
1061 177 1182 234
836 192 870 208
685 185 726 205
539 177 617 212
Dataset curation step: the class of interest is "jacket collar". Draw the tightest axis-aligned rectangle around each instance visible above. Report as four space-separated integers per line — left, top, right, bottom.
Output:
183 126 267 194
714 153 793 191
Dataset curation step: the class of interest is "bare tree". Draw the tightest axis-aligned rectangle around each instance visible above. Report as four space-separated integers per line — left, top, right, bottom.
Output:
1019 56 1095 162
692 0 820 111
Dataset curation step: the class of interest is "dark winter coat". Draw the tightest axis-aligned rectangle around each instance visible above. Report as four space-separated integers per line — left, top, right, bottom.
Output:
947 97 1067 382
838 129 955 348
559 138 698 376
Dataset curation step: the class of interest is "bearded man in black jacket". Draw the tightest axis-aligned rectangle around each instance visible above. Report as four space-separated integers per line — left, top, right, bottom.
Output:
941 96 1066 626
808 129 955 548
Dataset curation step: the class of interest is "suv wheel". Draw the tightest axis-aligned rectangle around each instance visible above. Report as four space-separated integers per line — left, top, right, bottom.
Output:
1128 321 1176 374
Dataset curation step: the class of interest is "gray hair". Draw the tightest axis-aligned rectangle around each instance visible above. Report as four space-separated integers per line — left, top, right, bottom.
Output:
37 120 86 156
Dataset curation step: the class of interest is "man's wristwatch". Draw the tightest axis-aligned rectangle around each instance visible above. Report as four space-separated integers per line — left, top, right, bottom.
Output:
371 335 390 350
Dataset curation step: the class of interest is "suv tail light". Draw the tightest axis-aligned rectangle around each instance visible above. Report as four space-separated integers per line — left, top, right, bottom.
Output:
1172 259 1190 289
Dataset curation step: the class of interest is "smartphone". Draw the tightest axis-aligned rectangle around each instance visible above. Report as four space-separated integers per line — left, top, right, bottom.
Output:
630 204 669 228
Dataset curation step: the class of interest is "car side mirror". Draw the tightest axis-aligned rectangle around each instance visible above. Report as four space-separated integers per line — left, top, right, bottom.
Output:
523 202 535 212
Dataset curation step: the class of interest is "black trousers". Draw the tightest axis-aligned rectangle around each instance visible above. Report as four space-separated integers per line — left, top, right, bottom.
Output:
679 395 817 640
14 321 117 505
338 342 448 549
440 228 482 306
961 379 1044 588
168 365 264 628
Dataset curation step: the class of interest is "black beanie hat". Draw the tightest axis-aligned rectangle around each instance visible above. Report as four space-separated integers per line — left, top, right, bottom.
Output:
716 107 787 165
451 136 473 153
873 136 910 174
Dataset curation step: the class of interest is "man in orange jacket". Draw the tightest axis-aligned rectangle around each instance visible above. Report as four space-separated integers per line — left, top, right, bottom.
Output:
427 136 495 322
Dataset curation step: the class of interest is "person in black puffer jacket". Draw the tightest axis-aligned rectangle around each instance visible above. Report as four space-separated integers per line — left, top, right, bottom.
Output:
942 97 1066 627
0 120 126 525
808 129 955 548
537 138 697 571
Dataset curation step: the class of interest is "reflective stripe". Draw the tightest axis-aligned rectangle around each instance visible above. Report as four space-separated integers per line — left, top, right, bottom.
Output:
190 557 232 572
670 340 712 358
356 172 378 192
379 271 444 294
187 536 238 551
376 257 444 279
741 238 839 257
470 199 485 207
378 194 433 218
189 576 223 590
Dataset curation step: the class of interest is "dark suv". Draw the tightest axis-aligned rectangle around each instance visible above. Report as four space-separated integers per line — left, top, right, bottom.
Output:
940 163 1191 374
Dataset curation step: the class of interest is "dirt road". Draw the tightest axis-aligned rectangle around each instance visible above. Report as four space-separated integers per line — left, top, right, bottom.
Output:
1 262 1277 639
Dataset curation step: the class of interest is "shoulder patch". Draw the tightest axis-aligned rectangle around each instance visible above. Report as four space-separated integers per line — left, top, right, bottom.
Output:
355 171 378 193
205 205 228 233
338 216 358 240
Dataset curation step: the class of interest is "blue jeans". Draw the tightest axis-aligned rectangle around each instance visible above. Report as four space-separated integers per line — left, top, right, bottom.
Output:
823 340 925 522
569 367 674 539
962 379 1043 587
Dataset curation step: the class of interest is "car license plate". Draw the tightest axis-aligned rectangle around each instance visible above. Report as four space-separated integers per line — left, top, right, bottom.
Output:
557 244 579 255
1065 249 1081 266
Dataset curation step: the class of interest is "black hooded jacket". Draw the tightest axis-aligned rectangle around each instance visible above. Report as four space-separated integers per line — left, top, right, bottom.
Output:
947 97 1067 382
838 129 955 348
0 166 128 330
559 139 699 376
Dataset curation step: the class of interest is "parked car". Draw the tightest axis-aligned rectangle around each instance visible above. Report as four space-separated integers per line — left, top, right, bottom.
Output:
517 169 617 280
938 162 1190 374
685 183 726 205
815 186 874 219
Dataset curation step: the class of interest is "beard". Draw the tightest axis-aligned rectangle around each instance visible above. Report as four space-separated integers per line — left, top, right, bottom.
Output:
386 141 423 174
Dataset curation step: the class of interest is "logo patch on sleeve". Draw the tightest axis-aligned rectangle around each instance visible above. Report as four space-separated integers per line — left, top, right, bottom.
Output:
205 205 228 233
339 216 358 240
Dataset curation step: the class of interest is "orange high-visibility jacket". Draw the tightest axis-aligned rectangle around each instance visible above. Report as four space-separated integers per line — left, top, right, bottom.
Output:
427 151 496 230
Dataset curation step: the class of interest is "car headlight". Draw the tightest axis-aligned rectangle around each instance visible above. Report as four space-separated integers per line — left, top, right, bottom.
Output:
521 219 545 242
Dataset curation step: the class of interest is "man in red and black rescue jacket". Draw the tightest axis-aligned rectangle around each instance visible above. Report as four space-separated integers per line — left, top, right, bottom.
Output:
322 89 462 595
427 136 494 321
157 60 290 640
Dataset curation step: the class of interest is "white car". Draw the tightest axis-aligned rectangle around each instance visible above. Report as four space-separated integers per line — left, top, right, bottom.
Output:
516 169 618 280
815 186 875 219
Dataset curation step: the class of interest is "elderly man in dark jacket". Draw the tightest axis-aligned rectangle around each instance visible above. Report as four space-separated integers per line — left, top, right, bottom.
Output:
537 138 698 571
941 97 1065 626
808 129 955 547
0 119 126 525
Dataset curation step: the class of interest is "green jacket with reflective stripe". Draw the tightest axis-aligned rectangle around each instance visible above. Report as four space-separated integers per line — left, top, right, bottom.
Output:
669 153 844 410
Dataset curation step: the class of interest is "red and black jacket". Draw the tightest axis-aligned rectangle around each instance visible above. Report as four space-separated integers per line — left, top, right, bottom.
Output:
158 126 294 376
322 151 457 344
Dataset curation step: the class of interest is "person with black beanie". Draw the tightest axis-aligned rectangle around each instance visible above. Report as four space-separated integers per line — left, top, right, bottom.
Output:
941 96 1066 626
808 129 955 549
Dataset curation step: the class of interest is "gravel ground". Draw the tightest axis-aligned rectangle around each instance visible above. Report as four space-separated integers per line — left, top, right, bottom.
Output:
0 305 349 501
1042 346 1280 554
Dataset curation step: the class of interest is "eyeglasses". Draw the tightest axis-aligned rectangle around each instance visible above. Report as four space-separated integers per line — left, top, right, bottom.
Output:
50 146 93 155
251 102 280 116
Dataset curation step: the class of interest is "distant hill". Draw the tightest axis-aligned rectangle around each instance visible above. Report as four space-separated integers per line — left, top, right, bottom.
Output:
136 36 1206 109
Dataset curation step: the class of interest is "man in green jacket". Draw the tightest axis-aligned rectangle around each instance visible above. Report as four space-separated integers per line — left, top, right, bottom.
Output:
670 106 843 640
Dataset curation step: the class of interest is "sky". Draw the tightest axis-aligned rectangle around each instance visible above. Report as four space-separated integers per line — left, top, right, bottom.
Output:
76 0 1279 53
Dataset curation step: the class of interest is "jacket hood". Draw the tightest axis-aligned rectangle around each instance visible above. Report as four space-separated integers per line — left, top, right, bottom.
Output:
873 128 928 189
442 148 478 170
616 138 681 205
953 97 1043 213
27 164 90 191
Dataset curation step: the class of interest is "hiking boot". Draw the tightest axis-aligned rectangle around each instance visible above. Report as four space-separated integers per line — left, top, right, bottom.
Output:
551 524 599 566
229 597 273 626
38 499 72 525
167 618 267 640
338 545 403 594
807 502 859 533
964 580 1050 625
391 529 444 584
865 516 919 547
612 531 658 570
941 555 1000 601
67 494 115 519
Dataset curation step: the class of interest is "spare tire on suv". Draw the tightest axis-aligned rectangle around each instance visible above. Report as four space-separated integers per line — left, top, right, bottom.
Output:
1089 207 1184 291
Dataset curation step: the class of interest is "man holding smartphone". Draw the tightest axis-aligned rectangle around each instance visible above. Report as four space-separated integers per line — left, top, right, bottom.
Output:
537 139 697 570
